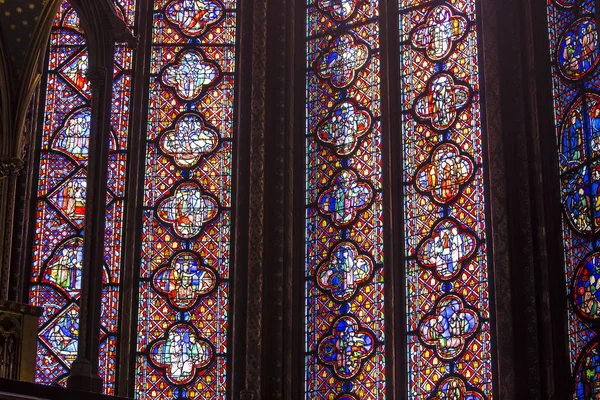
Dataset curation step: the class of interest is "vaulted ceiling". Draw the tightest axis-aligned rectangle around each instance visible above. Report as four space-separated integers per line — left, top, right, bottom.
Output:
0 0 47 75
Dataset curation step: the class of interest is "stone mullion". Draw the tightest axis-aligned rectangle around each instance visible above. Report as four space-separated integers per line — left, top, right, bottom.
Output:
477 0 515 397
261 0 292 398
241 0 268 397
281 0 296 397
114 0 152 394
66 59 114 393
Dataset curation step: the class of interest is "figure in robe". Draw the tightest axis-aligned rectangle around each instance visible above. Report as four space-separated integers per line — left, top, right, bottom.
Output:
432 78 448 125
48 243 82 291
168 332 183 379
565 110 583 163
173 258 198 302
175 192 193 228
333 184 347 222
447 379 462 400
570 187 592 231
583 274 600 316
580 22 597 72
441 156 457 200
47 311 79 358
74 186 85 216
440 229 452 272
68 54 89 93
562 33 579 75
448 227 464 275
590 105 600 152
50 248 73 289
64 182 76 217
445 311 463 350
582 348 599 399
436 12 454 56
429 315 450 349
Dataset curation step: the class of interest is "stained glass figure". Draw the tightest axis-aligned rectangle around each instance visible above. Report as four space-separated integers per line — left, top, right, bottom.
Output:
153 252 217 309
546 0 600 396
165 0 223 36
135 0 237 398
399 1 494 398
148 323 214 385
161 50 219 101
317 100 372 156
317 242 374 301
305 1 386 398
28 0 135 393
159 114 220 168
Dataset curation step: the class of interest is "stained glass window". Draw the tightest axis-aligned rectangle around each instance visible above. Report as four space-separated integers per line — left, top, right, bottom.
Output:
399 1 493 398
28 0 135 394
28 2 92 387
27 0 497 396
546 0 600 397
304 1 386 398
134 0 238 398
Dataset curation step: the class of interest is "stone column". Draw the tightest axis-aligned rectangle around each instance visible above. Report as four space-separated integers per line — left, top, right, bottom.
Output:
66 62 114 392
0 157 24 301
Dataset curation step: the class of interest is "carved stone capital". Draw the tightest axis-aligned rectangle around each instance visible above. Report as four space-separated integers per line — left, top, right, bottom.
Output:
0 300 42 317
86 66 108 89
0 158 24 178
240 390 256 400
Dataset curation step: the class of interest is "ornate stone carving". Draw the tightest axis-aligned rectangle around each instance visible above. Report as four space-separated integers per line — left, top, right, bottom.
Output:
0 158 24 178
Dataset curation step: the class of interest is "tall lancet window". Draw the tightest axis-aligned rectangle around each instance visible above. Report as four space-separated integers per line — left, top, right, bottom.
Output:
134 1 238 398
27 0 135 393
28 2 90 387
400 0 492 399
546 0 600 397
399 1 494 398
304 1 386 398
